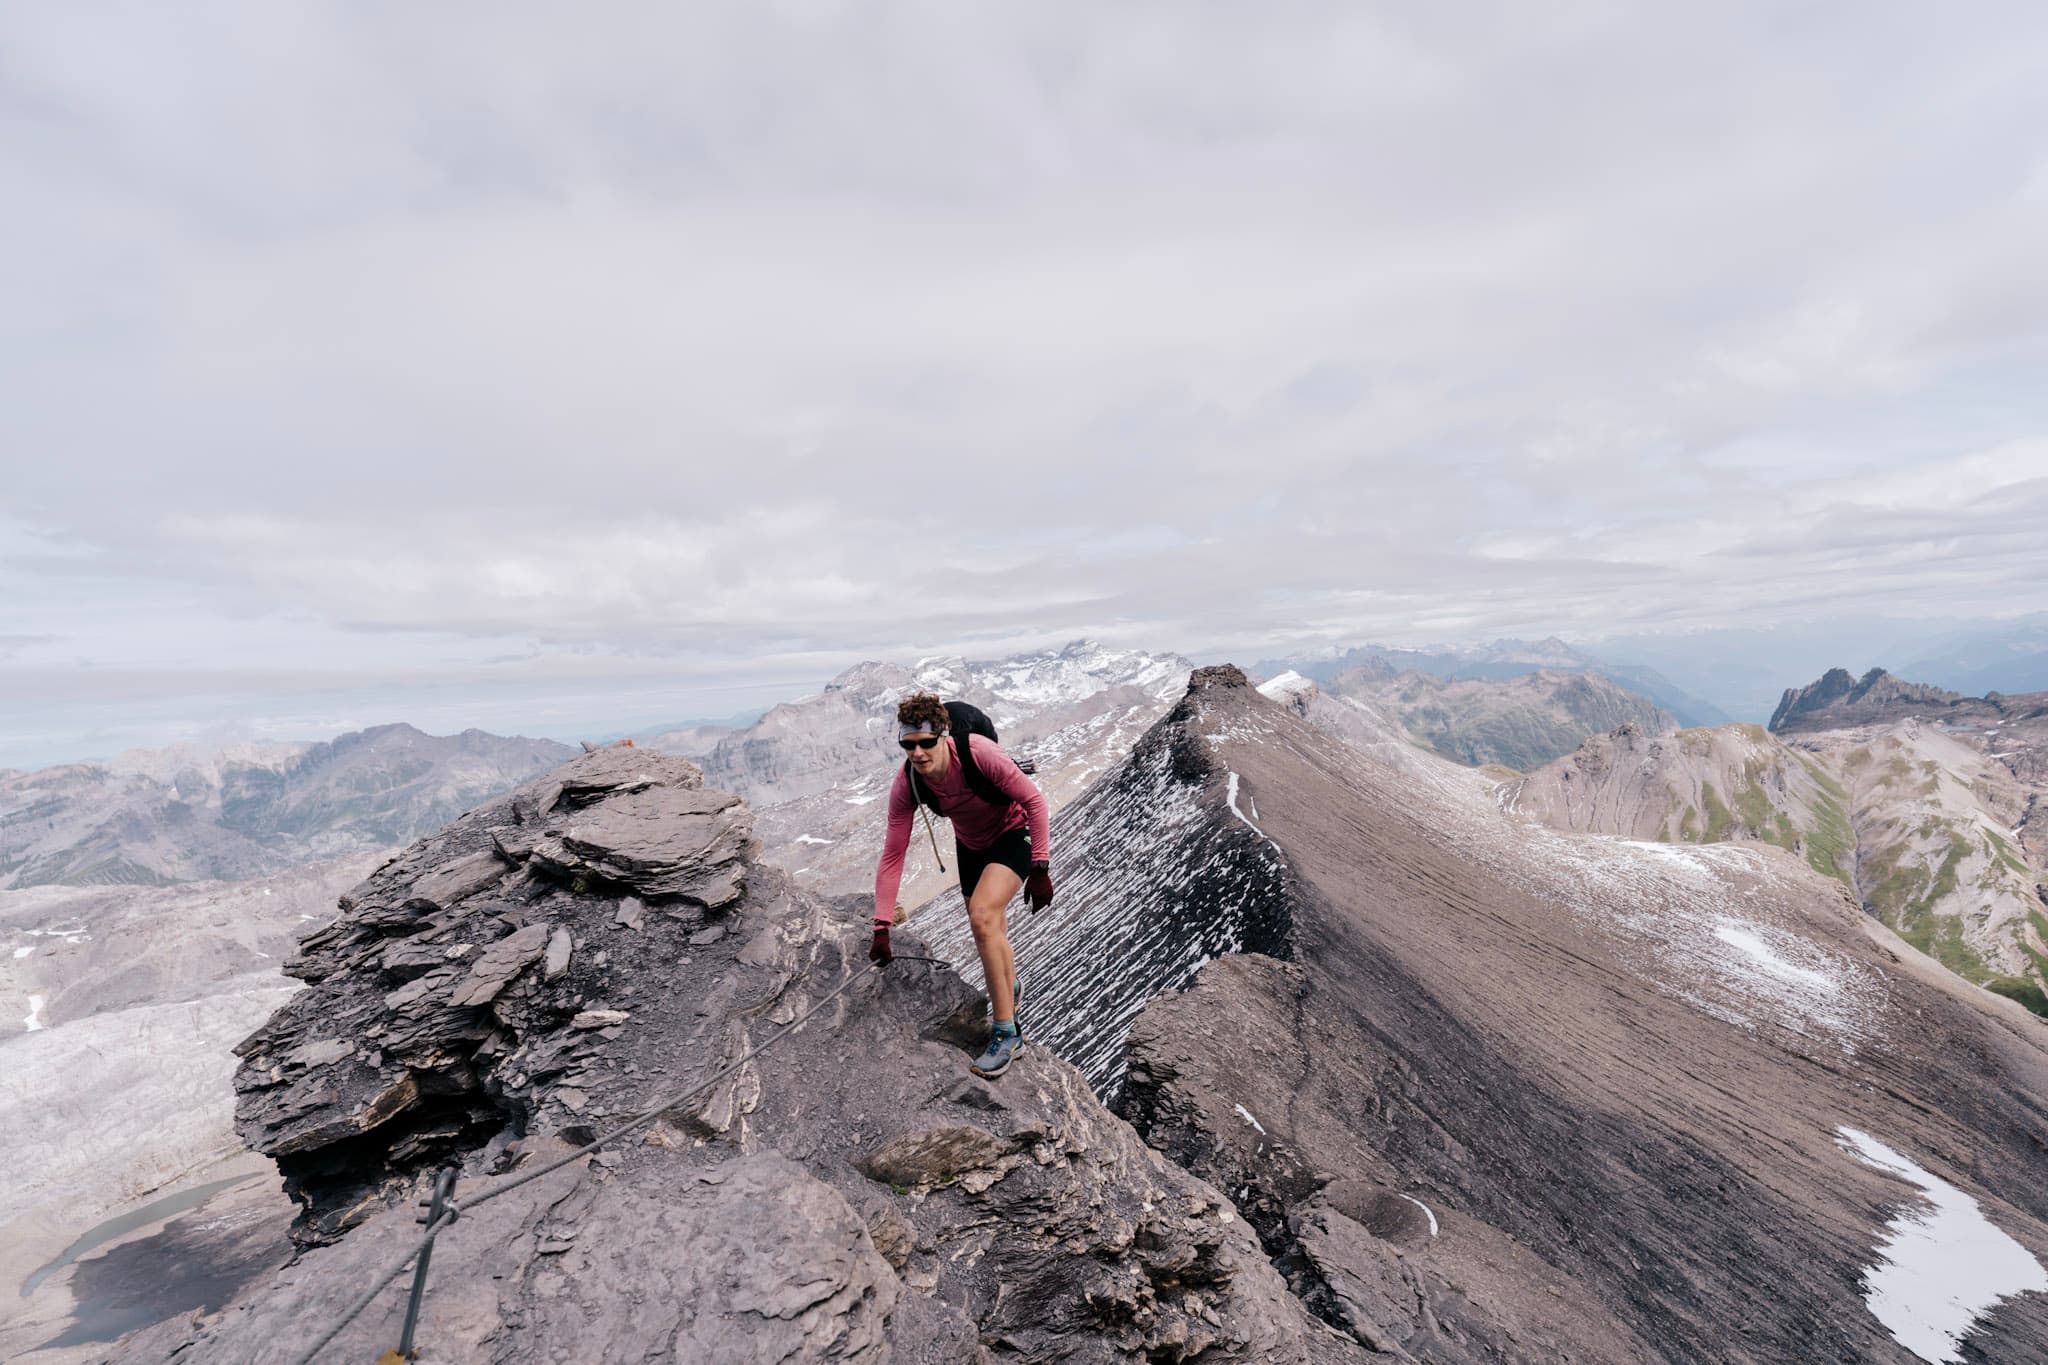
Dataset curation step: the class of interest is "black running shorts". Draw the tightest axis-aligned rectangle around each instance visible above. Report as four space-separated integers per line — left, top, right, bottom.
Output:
956 826 1033 903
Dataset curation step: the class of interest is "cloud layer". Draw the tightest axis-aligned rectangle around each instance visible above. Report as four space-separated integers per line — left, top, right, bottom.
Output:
4 2 2046 763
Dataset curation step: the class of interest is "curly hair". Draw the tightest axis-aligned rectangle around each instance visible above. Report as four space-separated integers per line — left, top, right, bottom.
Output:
895 692 950 733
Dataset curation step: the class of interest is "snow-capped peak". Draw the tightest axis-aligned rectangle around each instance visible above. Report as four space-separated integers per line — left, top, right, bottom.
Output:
1257 670 1317 702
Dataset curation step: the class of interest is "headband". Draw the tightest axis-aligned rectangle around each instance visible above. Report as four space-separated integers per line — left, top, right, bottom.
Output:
899 721 948 740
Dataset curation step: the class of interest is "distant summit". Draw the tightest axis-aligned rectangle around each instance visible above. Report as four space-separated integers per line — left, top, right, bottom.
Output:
1252 636 1728 729
0 724 574 888
1768 667 1963 733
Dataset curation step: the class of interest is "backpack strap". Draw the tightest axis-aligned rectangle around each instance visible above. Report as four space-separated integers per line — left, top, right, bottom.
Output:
951 732 1007 806
902 733 1009 810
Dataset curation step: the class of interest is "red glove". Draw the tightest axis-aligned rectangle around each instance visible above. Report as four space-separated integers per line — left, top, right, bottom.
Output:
868 925 893 966
1024 861 1055 912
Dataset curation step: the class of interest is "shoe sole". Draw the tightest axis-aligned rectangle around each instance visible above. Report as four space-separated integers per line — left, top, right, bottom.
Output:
970 1042 1022 1079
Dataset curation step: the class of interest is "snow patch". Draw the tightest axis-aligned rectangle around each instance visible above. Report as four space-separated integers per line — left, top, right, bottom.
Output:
1398 1193 1440 1237
1712 922 1841 995
793 834 834 846
24 995 46 1031
843 794 881 805
1836 1127 2046 1363
1233 1103 1266 1135
1224 771 1273 844
1257 670 1314 700
12 946 33 960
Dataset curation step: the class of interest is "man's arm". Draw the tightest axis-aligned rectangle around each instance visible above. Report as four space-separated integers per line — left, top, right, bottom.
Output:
871 767 915 927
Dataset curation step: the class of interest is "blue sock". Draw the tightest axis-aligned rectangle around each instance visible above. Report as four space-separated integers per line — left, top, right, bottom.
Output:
992 1018 1018 1039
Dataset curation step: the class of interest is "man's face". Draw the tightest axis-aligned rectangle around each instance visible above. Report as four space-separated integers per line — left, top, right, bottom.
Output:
903 731 944 776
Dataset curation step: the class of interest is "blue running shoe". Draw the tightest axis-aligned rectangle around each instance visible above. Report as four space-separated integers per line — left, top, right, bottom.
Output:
970 1029 1023 1078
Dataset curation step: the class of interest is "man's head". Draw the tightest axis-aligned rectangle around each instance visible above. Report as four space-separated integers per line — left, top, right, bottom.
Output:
896 692 951 778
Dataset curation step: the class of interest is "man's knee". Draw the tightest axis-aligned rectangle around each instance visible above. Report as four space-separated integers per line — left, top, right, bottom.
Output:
967 898 1007 941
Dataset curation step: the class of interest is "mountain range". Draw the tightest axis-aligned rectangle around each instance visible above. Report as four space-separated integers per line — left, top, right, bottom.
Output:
95 666 2048 1363
0 725 575 890
13 646 2048 1360
1253 636 1728 730
1302 664 1674 772
1505 669 2048 1016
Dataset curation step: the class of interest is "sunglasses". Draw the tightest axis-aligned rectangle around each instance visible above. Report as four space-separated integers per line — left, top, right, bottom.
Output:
898 736 942 751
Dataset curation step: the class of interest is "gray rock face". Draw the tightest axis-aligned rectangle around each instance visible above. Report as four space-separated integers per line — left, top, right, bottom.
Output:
1768 666 1964 733
124 744 1364 1362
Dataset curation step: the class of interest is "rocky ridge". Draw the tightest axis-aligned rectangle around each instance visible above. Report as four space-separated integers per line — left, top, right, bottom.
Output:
1101 668 2048 1361
1502 721 1851 879
113 744 1363 1362
1770 667 1966 733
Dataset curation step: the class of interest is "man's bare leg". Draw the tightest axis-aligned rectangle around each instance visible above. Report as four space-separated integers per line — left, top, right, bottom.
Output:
967 864 1025 1022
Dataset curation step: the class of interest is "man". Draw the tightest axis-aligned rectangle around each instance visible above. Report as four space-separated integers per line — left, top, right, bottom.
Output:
871 692 1054 1078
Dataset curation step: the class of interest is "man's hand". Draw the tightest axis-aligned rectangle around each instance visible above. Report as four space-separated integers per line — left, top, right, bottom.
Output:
868 924 893 966
1025 861 1055 912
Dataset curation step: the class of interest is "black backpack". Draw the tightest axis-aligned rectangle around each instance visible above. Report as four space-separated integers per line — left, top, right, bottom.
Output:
905 699 1034 811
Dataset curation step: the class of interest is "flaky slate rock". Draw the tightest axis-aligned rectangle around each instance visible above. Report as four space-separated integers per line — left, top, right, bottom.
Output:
528 784 752 905
406 848 509 911
447 922 552 1006
542 925 573 980
1289 1205 1422 1360
115 1153 947 1365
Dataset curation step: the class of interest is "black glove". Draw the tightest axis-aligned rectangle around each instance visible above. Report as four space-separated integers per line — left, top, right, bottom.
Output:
1024 861 1055 912
868 924 893 966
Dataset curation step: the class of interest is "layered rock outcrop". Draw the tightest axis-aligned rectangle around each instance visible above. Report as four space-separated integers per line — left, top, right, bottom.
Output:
118 745 1364 1362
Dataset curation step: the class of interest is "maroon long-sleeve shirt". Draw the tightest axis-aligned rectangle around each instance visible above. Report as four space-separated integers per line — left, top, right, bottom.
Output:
872 734 1049 925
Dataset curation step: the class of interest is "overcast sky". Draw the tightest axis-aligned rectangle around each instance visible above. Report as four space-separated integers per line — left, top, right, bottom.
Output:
4 2 2046 767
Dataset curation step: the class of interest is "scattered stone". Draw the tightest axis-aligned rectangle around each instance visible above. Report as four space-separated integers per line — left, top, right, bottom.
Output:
614 898 645 930
285 1039 354 1069
543 927 573 981
448 923 552 1007
406 850 508 912
736 925 780 967
572 1009 630 1030
857 1124 1025 1192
